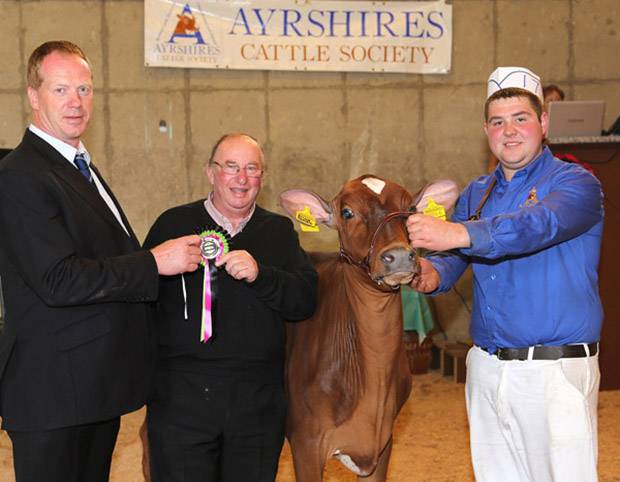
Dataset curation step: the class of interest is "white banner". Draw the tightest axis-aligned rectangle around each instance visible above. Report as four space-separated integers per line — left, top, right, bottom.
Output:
145 0 452 74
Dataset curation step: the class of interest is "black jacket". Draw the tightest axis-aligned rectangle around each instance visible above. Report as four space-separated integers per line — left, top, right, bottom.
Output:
0 129 159 431
143 200 317 380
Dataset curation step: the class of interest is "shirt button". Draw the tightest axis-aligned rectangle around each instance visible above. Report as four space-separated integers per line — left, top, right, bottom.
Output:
486 306 491 311
491 274 496 280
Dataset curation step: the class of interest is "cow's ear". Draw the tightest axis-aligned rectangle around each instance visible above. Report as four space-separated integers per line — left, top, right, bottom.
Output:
413 180 460 212
279 189 334 228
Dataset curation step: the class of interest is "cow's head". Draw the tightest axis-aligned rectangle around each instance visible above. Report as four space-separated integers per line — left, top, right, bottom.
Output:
280 175 458 289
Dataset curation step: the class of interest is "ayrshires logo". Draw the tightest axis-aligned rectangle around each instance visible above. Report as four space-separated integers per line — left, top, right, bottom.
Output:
147 2 221 66
169 3 207 44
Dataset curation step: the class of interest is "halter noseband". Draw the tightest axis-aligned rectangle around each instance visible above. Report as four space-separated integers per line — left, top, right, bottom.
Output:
339 211 414 286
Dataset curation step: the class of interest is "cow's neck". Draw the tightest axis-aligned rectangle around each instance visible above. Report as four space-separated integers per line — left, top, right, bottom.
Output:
342 263 404 355
314 260 407 428
338 263 406 433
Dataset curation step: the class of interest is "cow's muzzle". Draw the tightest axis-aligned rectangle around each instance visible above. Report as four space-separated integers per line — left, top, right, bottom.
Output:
340 211 417 289
374 247 418 287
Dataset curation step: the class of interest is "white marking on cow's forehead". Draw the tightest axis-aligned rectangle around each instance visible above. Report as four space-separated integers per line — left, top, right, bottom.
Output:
361 177 385 195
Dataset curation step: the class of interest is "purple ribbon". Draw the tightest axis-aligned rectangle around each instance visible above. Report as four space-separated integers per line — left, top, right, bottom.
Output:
201 259 213 342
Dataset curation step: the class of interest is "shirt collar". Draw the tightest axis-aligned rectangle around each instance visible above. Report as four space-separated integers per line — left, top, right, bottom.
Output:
513 145 552 182
493 145 552 185
204 192 255 237
29 124 90 164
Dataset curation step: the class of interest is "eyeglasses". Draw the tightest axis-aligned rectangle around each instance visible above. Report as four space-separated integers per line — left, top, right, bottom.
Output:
211 161 263 178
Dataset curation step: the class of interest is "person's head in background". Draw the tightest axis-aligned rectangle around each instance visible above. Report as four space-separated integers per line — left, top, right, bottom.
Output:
543 84 565 112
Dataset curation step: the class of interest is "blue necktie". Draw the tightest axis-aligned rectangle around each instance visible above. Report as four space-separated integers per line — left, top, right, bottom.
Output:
73 152 93 183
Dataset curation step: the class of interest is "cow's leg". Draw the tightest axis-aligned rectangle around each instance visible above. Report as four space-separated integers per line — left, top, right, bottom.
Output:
358 437 392 482
289 436 325 482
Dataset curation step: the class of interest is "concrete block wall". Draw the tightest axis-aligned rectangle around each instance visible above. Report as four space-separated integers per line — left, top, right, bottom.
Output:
1 0 618 340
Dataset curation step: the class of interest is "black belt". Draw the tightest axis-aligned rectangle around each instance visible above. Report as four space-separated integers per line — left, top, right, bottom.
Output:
484 343 598 361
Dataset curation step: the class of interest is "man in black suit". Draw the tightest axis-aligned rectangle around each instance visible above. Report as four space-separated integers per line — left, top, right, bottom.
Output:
0 40 203 482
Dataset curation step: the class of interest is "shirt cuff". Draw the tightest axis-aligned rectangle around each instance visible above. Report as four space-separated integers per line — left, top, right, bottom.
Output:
427 257 453 294
459 220 491 256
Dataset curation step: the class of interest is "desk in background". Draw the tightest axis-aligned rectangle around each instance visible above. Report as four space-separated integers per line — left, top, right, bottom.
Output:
549 141 620 390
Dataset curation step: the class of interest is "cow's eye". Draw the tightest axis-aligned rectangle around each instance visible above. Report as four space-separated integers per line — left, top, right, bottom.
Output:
341 207 354 219
407 205 416 213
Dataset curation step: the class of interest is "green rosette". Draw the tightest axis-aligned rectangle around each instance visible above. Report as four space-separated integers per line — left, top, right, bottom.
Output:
198 229 230 265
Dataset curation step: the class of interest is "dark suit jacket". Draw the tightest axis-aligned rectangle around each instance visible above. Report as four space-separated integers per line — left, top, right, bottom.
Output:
0 130 159 431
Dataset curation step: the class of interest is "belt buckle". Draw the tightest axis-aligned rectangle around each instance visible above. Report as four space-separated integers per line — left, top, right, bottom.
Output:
496 347 528 361
496 348 510 361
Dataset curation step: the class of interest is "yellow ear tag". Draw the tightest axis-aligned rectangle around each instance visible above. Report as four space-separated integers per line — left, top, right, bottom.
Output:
295 206 320 232
423 198 446 220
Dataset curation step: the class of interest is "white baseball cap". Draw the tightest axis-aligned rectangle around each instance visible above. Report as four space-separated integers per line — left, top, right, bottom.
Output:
487 67 543 101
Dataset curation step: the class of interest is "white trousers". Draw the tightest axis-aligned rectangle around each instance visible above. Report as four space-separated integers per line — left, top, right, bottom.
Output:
465 346 599 482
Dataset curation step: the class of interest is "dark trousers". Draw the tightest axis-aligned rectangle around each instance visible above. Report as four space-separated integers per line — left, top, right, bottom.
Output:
147 369 287 482
8 417 120 482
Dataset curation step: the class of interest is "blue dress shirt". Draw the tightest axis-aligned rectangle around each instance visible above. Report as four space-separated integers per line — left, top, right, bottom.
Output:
429 147 604 352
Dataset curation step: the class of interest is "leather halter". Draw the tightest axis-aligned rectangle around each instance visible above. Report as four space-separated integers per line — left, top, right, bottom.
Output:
339 211 414 286
469 177 496 221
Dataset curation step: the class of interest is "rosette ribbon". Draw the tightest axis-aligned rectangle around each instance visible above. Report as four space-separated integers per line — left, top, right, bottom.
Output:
198 229 229 342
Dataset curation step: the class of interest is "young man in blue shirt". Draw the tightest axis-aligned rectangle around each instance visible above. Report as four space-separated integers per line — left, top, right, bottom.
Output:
407 66 604 482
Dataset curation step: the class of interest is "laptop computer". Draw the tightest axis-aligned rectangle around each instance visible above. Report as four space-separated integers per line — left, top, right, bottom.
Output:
547 100 605 139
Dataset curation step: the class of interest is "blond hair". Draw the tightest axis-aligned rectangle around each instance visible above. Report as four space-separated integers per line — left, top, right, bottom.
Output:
27 40 91 88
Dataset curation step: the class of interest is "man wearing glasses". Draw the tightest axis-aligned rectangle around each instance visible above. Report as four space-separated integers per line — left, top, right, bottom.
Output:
143 133 318 482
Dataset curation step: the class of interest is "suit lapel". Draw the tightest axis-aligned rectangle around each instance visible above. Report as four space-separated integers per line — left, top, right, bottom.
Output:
51 159 129 233
90 163 140 248
25 131 136 242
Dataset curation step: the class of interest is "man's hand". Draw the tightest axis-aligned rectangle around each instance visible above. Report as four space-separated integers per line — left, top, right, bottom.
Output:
150 235 202 275
407 214 471 251
411 258 440 293
215 250 259 283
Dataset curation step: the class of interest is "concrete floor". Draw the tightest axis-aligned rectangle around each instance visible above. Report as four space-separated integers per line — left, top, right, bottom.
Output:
0 371 619 481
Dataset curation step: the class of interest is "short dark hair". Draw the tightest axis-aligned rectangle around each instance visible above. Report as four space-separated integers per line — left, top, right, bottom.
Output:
27 40 91 89
484 87 543 121
543 84 565 101
208 133 264 165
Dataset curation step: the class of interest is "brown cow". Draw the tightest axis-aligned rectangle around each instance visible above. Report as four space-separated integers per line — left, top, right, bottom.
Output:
280 175 458 481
